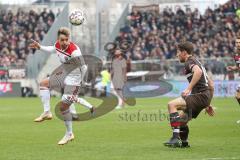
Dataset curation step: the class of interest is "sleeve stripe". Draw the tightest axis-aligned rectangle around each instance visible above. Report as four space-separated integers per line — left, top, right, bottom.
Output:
189 64 195 71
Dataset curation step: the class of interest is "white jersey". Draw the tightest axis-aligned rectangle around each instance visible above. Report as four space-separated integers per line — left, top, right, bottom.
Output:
40 41 82 63
40 41 87 86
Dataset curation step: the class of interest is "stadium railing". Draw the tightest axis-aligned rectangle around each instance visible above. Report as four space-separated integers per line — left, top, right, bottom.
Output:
104 57 237 81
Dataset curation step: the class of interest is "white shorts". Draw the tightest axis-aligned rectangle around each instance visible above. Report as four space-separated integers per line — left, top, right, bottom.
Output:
64 74 82 86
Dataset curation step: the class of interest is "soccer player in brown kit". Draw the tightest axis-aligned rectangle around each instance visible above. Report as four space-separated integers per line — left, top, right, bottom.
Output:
227 36 240 106
164 41 214 148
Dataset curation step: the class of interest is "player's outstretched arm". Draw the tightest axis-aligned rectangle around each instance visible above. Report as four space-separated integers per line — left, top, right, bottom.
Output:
29 39 40 50
208 76 214 98
29 39 55 53
205 75 215 116
188 65 203 89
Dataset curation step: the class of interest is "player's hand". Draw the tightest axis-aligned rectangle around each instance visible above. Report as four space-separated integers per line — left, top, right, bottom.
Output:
205 105 215 116
226 66 237 71
29 39 40 50
181 88 191 99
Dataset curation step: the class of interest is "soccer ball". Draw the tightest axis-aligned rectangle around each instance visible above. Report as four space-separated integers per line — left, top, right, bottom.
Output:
69 9 85 26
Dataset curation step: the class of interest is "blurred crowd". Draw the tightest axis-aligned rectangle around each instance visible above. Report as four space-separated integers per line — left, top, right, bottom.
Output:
0 8 55 68
115 0 240 61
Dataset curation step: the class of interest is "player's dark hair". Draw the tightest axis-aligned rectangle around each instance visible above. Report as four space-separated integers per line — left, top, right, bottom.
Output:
177 41 194 55
57 27 70 37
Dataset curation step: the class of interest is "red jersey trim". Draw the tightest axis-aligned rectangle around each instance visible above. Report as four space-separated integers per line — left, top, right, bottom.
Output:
55 41 78 56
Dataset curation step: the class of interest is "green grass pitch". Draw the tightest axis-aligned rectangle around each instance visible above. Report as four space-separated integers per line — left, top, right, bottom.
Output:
0 97 239 160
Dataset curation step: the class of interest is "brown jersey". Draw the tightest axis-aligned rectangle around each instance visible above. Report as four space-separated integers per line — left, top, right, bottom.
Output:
184 56 209 94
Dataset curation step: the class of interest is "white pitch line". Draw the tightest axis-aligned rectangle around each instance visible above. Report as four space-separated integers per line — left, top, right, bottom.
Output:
202 158 239 160
183 157 239 160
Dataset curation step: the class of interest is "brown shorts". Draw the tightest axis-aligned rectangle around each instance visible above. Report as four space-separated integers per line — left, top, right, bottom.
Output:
184 89 212 119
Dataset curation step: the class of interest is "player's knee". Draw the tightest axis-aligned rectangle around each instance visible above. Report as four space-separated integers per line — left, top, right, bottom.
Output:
168 101 175 108
168 102 175 110
39 80 49 88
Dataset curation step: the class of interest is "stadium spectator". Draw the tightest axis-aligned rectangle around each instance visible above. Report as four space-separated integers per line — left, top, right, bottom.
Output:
0 8 55 68
115 0 240 61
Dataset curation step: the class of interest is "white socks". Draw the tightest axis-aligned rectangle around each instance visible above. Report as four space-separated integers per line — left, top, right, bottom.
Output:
70 103 77 114
39 89 76 136
62 109 73 135
76 97 93 109
117 95 123 107
64 120 73 135
39 90 77 114
115 90 124 107
39 89 51 112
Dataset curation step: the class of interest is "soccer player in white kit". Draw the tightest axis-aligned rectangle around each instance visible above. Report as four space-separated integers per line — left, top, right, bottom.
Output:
29 27 94 145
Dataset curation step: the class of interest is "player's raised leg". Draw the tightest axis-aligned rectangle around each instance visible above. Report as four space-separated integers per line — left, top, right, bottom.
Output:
68 95 96 115
34 78 53 122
